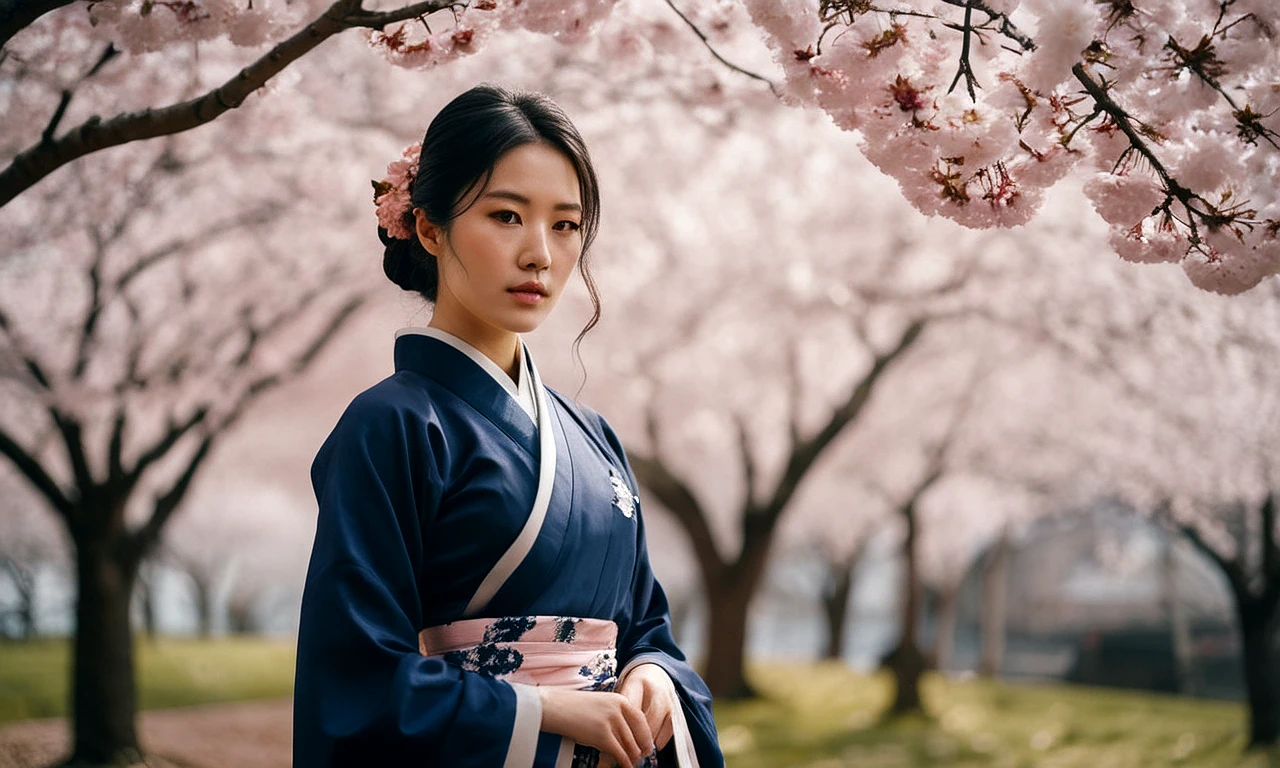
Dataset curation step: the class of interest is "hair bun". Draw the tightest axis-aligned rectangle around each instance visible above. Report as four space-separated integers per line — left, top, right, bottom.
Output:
381 228 440 300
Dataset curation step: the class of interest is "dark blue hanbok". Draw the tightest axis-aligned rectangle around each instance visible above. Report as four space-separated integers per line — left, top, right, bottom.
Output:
293 328 723 768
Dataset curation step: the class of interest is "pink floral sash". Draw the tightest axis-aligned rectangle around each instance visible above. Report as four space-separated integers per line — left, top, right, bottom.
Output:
419 616 619 691
419 615 698 767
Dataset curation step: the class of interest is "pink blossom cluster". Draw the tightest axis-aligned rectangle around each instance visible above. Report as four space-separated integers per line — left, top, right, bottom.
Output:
84 0 318 52
743 0 1280 294
368 0 619 70
374 143 421 241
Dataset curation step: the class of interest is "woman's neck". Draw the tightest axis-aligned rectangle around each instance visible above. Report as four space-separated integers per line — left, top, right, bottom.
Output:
427 313 520 381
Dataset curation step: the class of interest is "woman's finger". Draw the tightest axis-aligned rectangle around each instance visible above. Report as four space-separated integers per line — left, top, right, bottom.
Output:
602 735 631 768
621 698 654 759
613 707 645 766
655 712 674 750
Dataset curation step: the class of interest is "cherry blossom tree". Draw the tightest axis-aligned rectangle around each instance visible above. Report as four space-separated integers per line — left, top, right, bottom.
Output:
0 106 368 760
6 0 1279 293
786 480 884 661
531 89 989 698
945 182 1280 746
743 0 1280 294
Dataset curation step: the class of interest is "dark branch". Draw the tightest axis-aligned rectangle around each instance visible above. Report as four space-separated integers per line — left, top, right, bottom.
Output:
106 408 126 487
50 411 95 495
662 0 780 96
0 0 456 206
628 451 726 585
212 293 368 435
946 0 980 101
1263 492 1278 584
1170 515 1248 599
126 407 209 486
935 0 1034 51
733 413 759 512
762 319 927 524
127 434 214 562
785 342 803 448
0 306 54 390
1071 63 1251 247
0 424 75 522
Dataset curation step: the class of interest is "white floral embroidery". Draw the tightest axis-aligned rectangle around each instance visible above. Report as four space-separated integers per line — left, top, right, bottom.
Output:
609 468 637 519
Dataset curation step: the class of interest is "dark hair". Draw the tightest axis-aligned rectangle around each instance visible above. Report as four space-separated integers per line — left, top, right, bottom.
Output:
381 84 603 345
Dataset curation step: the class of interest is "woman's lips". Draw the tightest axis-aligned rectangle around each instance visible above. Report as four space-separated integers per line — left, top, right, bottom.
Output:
509 289 545 305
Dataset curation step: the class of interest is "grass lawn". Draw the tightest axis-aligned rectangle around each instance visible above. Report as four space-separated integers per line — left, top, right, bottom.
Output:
0 636 295 722
718 661 1274 768
2 639 1275 767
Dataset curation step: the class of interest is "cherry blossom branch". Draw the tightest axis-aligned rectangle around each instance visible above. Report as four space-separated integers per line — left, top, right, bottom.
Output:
1071 63 1242 248
0 0 455 207
786 342 804 446
0 424 74 522
820 0 1034 55
935 0 1033 51
628 449 727 578
221 292 367 412
761 318 926 523
0 305 53 390
1160 3 1280 153
1264 492 1278 584
39 45 118 149
127 433 213 561
946 0 979 100
733 413 759 512
1153 501 1249 597
662 0 779 96
124 291 364 559
106 409 126 485
126 408 209 487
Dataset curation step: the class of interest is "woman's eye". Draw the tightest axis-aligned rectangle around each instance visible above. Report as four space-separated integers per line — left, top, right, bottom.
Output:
492 210 520 224
554 220 582 232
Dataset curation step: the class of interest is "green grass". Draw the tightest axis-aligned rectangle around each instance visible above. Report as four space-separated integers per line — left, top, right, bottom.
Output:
0 636 295 722
717 661 1275 767
2 640 1276 767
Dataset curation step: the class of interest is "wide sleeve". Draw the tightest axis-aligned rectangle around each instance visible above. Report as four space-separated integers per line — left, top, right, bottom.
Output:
293 391 542 768
596 415 725 768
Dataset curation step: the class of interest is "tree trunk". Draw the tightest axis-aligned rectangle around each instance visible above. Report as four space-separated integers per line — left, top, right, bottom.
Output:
227 593 257 634
71 535 143 764
820 556 856 661
1239 599 1279 747
702 569 757 699
702 535 773 699
136 567 159 641
1161 537 1193 694
979 531 1010 678
932 581 960 673
1 559 37 640
667 589 693 648
190 569 214 638
887 503 925 715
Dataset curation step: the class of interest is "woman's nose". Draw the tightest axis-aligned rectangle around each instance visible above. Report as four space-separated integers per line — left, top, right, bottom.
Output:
522 227 553 271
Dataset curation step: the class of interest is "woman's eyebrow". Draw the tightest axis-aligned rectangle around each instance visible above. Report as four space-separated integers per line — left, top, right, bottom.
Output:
482 189 582 212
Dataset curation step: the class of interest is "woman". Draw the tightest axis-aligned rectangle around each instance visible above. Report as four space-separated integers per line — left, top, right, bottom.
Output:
292 85 723 768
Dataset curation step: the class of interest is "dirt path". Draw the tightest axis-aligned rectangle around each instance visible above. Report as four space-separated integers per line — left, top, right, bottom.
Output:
0 699 291 768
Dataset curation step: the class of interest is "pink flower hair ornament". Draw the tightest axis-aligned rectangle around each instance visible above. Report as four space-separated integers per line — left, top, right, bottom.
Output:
372 142 422 241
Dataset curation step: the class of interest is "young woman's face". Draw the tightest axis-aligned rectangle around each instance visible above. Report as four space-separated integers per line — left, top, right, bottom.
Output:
417 142 584 338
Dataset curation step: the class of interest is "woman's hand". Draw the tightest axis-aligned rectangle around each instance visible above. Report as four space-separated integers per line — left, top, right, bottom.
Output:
539 687 654 768
616 664 675 754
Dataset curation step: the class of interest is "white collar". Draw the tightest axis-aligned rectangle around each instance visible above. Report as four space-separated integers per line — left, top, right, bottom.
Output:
395 326 537 423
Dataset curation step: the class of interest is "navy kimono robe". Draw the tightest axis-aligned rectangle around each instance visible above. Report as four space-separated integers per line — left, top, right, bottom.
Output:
293 331 723 767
